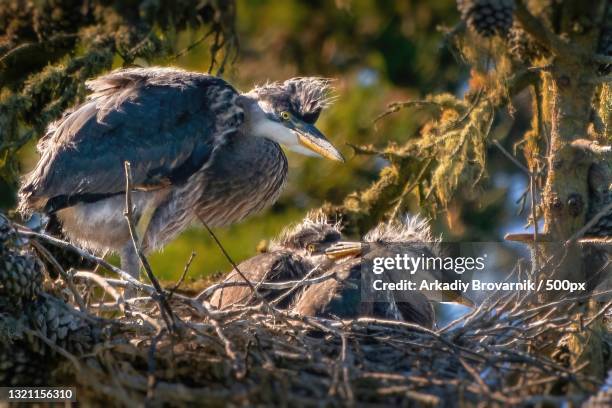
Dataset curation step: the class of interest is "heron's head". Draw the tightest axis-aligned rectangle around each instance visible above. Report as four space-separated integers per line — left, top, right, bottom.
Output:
325 215 439 260
271 211 343 258
245 78 344 162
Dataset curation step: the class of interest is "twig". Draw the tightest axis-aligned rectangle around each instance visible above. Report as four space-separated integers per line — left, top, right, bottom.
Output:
146 329 165 403
73 271 129 314
168 251 196 300
187 311 245 378
340 334 355 404
80 275 209 317
373 100 442 127
196 270 338 301
529 170 540 271
24 327 83 372
271 265 321 306
196 214 278 315
492 140 531 175
167 28 214 61
514 1 571 56
16 227 176 303
443 88 484 132
459 357 494 399
583 300 612 327
123 161 176 331
197 216 259 293
29 239 87 312
593 53 612 64
567 200 612 243
391 158 433 219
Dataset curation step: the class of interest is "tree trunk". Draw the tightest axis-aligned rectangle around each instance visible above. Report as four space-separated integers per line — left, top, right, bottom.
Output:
534 0 609 383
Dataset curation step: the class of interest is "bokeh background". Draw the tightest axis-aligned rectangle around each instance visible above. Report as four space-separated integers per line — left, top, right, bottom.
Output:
3 0 531 282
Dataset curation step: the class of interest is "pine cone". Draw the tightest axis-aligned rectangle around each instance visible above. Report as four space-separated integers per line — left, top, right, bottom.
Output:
0 343 50 386
27 296 94 356
0 250 44 301
457 0 515 38
0 214 17 249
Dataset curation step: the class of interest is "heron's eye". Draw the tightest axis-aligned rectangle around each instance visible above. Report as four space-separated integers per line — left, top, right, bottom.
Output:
307 243 317 253
280 111 291 121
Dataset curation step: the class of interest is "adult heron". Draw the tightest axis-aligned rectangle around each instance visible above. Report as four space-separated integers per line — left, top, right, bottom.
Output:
18 67 344 283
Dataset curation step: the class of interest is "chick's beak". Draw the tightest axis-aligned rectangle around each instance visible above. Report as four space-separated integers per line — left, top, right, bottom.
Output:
324 241 363 259
443 290 475 308
293 119 344 162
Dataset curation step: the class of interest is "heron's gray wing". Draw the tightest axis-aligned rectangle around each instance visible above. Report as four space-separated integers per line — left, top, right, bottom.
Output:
19 67 244 213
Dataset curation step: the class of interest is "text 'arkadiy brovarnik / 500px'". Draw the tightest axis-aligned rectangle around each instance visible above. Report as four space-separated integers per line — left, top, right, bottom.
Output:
360 242 600 303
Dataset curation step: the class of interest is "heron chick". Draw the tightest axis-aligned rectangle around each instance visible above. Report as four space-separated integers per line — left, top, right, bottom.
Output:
209 213 342 309
293 215 473 327
18 67 343 286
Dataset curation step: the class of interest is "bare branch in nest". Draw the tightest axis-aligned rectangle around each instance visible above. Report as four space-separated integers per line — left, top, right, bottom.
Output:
270 265 322 307
196 214 283 317
4 217 610 405
146 329 165 402
123 161 176 331
168 251 196 300
17 228 146 286
570 139 612 156
73 271 129 315
197 215 261 298
29 239 87 312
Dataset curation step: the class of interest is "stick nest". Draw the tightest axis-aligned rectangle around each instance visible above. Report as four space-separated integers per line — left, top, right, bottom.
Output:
1 215 610 407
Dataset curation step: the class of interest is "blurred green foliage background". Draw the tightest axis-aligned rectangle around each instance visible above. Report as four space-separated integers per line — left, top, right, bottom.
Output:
5 0 528 282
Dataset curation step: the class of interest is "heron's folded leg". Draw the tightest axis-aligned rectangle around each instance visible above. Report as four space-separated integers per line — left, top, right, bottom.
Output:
120 243 140 299
136 201 157 246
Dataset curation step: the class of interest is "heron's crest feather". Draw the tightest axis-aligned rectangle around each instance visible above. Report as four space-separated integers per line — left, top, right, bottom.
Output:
252 77 336 123
365 214 440 253
271 210 342 251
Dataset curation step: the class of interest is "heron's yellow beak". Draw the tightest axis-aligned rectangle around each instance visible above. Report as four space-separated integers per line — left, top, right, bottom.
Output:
293 120 344 162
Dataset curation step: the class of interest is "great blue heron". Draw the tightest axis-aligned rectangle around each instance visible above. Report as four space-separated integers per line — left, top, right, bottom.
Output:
209 213 342 309
292 215 474 327
18 67 343 284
